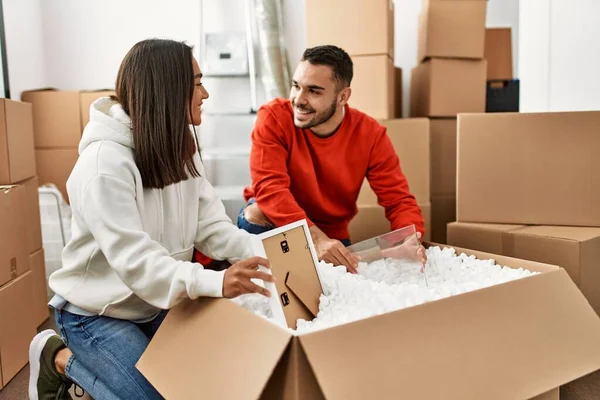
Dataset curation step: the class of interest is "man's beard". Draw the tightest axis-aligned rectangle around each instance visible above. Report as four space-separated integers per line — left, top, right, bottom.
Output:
293 100 337 129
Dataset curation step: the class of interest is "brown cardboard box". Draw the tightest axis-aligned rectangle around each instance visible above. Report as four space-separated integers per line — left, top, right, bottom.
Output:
410 59 487 117
0 271 36 388
30 249 49 327
0 99 36 184
431 195 456 244
80 90 114 129
23 177 43 253
351 55 396 120
485 28 513 80
0 185 29 287
447 223 600 315
447 221 527 255
21 89 114 148
417 0 487 62
21 89 82 148
349 202 431 244
349 204 388 243
137 246 600 399
457 111 600 226
35 148 79 202
305 0 394 57
358 118 430 205
430 118 457 197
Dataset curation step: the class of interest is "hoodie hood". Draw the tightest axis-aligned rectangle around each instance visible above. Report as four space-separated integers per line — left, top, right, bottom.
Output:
79 97 134 154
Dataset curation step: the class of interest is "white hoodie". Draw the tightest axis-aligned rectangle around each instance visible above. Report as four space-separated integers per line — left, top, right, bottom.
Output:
48 97 253 321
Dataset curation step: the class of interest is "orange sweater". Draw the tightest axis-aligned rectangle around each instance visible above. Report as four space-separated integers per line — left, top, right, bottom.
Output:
244 98 424 241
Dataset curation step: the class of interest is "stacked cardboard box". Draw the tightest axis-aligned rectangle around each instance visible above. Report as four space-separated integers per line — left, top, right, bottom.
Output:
305 0 401 119
449 111 600 315
349 119 431 243
0 99 46 389
484 27 519 112
21 89 114 202
409 0 487 244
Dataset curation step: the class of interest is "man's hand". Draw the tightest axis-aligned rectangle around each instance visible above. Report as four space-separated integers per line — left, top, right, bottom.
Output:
222 256 275 298
380 232 427 271
310 225 359 274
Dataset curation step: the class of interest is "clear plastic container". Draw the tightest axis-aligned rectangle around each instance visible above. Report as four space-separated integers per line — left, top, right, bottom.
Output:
347 225 427 284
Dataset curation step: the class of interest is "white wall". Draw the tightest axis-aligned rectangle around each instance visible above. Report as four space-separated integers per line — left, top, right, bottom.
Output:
40 0 202 91
4 0 520 111
519 0 600 112
3 0 48 99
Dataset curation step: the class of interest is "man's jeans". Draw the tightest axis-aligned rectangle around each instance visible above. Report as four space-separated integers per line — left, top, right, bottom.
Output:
237 198 351 246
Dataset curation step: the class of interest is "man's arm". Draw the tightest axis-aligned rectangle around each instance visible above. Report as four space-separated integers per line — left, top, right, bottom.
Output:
366 127 425 237
249 109 359 273
249 108 313 227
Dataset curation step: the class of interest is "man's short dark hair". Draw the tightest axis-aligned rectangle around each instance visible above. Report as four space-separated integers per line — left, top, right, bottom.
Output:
301 45 353 87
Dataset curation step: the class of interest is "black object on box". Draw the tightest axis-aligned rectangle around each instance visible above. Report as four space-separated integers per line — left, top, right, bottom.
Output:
486 79 519 113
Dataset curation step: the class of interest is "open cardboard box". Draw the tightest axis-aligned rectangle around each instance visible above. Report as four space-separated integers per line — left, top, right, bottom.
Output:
138 232 600 399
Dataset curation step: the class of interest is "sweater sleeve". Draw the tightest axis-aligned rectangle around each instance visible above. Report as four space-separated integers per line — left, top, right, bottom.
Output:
81 174 225 309
194 175 254 262
366 127 425 237
249 108 314 227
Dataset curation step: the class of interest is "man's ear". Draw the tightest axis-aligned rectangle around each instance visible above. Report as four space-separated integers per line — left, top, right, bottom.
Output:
338 86 352 106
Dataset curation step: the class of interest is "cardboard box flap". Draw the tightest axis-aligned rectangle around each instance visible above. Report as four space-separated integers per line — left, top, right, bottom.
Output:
137 298 291 400
517 226 600 242
285 271 319 317
299 269 600 400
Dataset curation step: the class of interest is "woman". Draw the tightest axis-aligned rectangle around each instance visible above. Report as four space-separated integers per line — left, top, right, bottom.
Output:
28 39 274 400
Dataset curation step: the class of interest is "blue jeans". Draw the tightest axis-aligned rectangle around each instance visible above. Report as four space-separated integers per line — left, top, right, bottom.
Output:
237 198 352 246
55 308 167 400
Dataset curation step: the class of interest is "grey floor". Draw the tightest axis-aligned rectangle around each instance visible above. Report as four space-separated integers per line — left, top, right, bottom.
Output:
1 309 599 400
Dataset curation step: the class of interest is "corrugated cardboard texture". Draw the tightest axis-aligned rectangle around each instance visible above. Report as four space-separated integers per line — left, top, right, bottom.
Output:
0 99 36 184
510 226 600 315
411 59 487 117
305 0 394 57
137 298 292 400
140 245 600 399
349 202 430 244
23 176 42 253
21 90 81 148
349 205 389 244
431 195 456 244
261 226 323 329
0 185 29 287
351 55 395 120
417 0 487 62
457 111 600 226
358 118 430 205
485 28 513 80
299 268 600 400
0 272 36 387
30 249 49 327
260 340 325 400
446 223 600 316
447 222 526 255
35 148 79 203
421 202 431 242
430 118 457 196
80 90 114 129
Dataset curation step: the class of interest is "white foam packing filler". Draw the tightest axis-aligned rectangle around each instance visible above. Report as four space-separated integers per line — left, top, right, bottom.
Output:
231 246 539 334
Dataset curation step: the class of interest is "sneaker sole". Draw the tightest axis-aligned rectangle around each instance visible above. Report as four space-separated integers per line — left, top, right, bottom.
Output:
28 329 59 400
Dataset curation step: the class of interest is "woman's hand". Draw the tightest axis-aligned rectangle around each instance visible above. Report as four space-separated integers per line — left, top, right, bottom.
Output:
222 257 275 298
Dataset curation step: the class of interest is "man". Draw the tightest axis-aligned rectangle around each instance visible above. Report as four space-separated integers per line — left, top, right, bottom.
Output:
239 45 425 273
